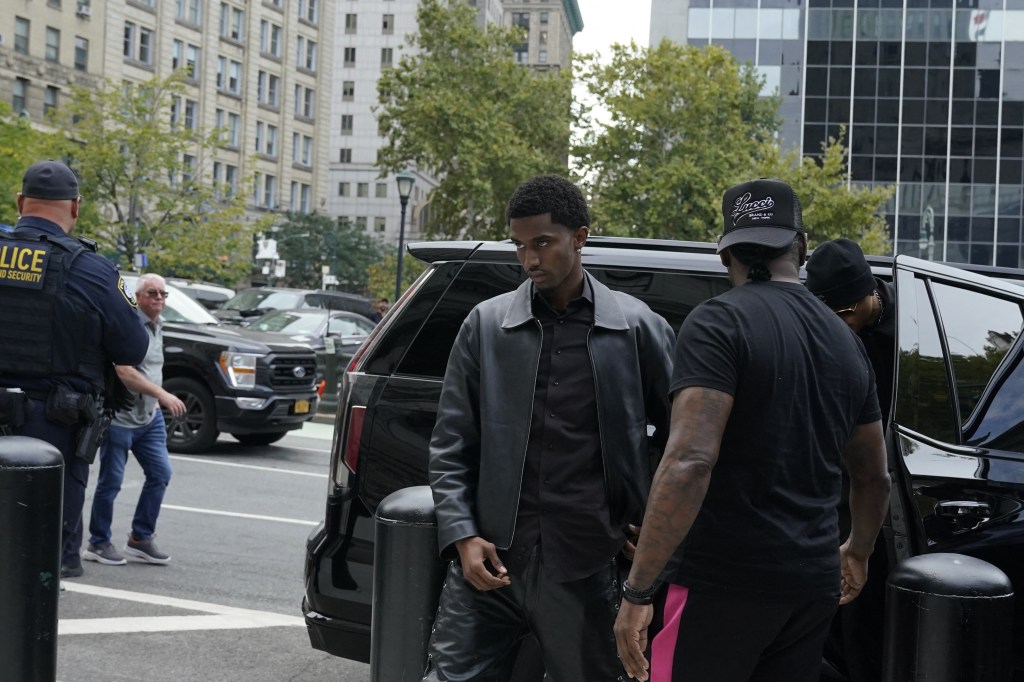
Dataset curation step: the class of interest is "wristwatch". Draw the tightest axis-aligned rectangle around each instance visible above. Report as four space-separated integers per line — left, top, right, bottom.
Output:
621 579 656 605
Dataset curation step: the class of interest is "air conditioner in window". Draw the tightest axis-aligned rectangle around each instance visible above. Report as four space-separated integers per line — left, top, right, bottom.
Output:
76 4 92 17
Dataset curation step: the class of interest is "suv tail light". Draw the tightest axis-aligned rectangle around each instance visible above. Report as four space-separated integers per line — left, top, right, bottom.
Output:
343 405 366 474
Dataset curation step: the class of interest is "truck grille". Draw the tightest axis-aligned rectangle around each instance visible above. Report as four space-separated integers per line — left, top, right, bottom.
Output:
268 354 318 390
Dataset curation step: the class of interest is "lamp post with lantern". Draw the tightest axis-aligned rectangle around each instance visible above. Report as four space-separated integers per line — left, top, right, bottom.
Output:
394 170 416 302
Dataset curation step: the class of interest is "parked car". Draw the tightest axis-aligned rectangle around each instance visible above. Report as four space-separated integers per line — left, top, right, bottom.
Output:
245 308 375 416
302 237 1024 679
166 278 236 310
214 287 375 326
124 277 320 452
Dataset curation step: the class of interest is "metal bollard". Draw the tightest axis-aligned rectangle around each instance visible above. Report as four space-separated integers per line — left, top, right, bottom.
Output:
883 552 1014 682
0 436 64 682
370 485 447 682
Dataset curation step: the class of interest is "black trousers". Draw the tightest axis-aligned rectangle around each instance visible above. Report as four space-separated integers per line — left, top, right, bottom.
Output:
422 546 625 682
17 399 86 567
653 584 837 682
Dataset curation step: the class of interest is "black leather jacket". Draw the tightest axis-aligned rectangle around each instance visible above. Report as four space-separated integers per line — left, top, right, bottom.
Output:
429 272 676 557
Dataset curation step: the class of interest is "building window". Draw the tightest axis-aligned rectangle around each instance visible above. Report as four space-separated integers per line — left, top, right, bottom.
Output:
357 182 369 197
345 13 357 33
14 17 29 55
374 217 386 233
540 11 548 24
303 88 315 118
216 57 242 94
182 153 195 183
259 21 281 57
225 164 237 197
300 0 319 23
538 50 547 63
176 0 201 25
255 121 265 153
263 174 277 209
184 99 198 130
383 14 394 34
355 216 367 231
74 37 89 71
338 182 350 196
344 47 356 67
539 30 548 45
45 27 60 63
297 37 318 71
124 23 154 65
339 148 352 163
340 114 354 135
215 108 240 146
267 125 278 157
514 46 528 63
220 4 244 41
257 71 280 107
381 48 393 67
293 133 313 166
512 12 530 29
376 182 388 198
13 78 28 115
172 41 199 78
44 86 59 117
342 81 355 101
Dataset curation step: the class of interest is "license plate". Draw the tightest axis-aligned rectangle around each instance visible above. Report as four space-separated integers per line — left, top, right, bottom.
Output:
294 399 310 414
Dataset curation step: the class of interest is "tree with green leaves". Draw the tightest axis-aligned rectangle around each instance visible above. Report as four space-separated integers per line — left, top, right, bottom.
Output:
376 0 573 239
0 103 51 227
759 128 893 254
272 213 387 293
43 73 251 282
574 42 894 253
365 251 426 302
573 41 780 241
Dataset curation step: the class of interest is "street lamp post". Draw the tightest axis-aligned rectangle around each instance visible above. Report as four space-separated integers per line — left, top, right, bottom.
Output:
394 170 416 302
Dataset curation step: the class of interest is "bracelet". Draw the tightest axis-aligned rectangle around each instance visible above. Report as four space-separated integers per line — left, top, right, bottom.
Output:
621 579 656 605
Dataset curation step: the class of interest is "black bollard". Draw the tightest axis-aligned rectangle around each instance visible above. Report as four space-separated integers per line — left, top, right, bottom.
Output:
370 485 447 682
0 436 64 682
883 552 1014 682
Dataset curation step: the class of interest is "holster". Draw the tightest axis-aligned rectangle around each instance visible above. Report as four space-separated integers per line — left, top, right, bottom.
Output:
75 409 112 464
43 385 109 462
0 388 28 432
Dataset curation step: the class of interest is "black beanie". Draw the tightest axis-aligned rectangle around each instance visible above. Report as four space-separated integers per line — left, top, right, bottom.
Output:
805 239 877 309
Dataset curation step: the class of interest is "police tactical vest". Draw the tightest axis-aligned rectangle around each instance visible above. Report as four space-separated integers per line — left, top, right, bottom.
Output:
0 227 106 391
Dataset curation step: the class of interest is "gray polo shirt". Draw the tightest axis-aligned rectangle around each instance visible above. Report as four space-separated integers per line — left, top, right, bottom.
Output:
113 309 164 428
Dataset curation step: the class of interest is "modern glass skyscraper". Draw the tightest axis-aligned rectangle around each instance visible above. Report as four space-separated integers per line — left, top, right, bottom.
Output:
652 0 1024 266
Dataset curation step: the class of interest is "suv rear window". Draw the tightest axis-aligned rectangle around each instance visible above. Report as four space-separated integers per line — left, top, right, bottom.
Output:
392 262 730 380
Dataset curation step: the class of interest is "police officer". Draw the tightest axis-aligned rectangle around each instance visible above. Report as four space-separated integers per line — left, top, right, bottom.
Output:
0 160 148 579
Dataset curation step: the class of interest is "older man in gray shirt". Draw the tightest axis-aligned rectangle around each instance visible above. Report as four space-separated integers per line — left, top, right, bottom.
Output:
82 273 186 566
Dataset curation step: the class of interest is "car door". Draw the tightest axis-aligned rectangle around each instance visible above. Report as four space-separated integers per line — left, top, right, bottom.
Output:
891 255 1024 666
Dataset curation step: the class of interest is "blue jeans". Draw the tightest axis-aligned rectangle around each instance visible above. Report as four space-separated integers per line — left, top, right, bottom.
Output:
89 410 172 546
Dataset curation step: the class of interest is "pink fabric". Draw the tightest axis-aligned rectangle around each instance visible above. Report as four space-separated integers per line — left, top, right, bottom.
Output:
651 584 689 682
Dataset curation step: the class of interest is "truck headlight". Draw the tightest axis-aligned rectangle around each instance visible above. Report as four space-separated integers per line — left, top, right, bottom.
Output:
218 351 259 389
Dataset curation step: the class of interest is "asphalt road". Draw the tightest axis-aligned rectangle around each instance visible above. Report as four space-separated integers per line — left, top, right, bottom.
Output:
56 421 370 682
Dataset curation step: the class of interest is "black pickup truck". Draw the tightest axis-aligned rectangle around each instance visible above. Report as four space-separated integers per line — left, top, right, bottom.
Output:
125 277 319 453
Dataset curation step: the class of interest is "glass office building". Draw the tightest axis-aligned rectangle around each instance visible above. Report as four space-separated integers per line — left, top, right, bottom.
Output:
653 0 1024 266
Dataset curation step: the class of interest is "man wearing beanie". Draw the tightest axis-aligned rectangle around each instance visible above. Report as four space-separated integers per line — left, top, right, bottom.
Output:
0 161 148 581
614 179 890 682
805 238 896 421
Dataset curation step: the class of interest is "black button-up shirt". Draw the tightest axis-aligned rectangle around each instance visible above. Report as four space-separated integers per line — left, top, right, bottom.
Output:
503 280 621 582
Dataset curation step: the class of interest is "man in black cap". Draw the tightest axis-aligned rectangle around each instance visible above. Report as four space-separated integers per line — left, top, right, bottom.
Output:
613 178 891 682
805 238 896 421
0 160 148 579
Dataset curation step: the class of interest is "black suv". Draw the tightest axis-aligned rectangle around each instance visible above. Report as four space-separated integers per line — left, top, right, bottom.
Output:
302 237 1024 678
127 278 320 452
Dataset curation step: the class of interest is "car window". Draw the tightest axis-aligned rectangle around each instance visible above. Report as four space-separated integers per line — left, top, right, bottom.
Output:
328 316 374 337
250 311 323 334
930 282 1023 424
895 273 958 443
223 290 303 311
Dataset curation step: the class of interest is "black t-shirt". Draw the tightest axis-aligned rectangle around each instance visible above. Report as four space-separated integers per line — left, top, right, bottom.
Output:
669 280 880 599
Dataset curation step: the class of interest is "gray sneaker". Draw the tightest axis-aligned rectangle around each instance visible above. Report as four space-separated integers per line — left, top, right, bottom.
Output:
123 535 171 565
83 543 127 566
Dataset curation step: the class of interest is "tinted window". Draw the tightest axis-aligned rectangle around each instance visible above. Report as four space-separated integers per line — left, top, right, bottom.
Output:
895 273 957 442
931 282 1023 423
393 263 731 379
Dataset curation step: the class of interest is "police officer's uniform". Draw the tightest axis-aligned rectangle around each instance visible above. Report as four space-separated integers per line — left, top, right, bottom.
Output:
0 161 148 576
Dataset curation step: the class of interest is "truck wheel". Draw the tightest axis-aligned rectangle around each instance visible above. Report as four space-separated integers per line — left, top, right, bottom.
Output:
163 377 219 453
232 432 288 446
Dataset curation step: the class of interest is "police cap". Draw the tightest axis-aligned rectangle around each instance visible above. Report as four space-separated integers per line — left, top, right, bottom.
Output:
21 161 80 201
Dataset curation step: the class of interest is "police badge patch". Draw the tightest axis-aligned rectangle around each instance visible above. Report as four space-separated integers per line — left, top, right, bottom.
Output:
118 276 138 307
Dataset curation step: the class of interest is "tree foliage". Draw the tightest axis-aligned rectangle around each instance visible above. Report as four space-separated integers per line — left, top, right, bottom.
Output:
365 252 426 302
376 0 573 239
573 41 780 240
44 73 251 282
0 103 51 227
759 128 893 255
271 213 386 292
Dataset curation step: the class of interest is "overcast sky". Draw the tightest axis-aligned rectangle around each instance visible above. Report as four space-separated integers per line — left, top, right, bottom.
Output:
573 0 651 57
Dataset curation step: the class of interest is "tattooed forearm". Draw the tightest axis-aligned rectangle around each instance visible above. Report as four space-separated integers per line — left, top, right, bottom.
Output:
627 387 733 588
